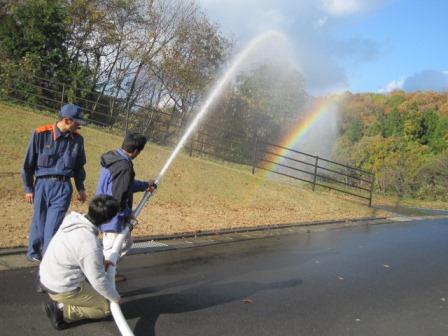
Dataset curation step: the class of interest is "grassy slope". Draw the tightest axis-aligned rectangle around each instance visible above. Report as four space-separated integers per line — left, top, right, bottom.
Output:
0 101 390 248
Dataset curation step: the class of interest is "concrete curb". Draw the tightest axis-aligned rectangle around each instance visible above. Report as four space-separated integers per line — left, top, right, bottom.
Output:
2 215 448 271
132 216 391 241
0 216 389 256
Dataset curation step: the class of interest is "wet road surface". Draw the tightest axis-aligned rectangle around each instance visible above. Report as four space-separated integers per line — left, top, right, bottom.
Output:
1 218 448 336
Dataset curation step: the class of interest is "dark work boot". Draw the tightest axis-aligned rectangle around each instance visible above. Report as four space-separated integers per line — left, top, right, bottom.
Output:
42 300 68 330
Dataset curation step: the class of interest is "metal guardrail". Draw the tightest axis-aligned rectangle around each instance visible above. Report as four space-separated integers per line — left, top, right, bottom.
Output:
254 141 375 206
186 132 374 205
0 73 375 205
0 73 185 143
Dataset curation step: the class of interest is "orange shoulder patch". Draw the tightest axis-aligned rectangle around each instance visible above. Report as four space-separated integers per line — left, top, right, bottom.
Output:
35 124 54 133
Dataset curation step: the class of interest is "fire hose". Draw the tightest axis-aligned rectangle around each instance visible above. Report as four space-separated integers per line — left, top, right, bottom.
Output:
107 183 158 336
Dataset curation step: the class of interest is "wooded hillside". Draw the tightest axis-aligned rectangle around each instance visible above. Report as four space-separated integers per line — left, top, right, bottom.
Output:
335 91 448 200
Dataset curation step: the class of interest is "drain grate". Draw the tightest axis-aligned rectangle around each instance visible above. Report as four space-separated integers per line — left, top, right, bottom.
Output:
390 216 414 222
131 240 168 249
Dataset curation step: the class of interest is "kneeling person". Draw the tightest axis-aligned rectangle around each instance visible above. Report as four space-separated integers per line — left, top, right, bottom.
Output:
39 195 121 330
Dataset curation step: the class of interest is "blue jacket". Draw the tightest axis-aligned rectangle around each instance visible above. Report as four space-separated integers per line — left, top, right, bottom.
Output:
21 123 86 193
96 149 148 232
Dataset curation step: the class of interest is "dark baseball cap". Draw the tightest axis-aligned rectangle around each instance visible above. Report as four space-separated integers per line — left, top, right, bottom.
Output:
59 104 87 125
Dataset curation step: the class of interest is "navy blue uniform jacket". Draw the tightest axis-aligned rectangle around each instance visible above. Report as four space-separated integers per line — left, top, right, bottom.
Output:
96 149 148 232
21 123 86 193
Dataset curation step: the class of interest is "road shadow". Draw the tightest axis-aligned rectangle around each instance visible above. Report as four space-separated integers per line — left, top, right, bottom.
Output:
119 274 206 298
121 279 303 336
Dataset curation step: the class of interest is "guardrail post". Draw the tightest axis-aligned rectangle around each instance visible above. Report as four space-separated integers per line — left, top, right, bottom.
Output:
368 175 375 207
345 167 349 186
251 135 258 175
312 156 319 191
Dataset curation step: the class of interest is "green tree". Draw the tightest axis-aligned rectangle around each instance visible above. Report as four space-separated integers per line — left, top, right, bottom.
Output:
403 111 425 143
0 0 70 79
364 121 382 136
429 115 448 153
159 8 230 128
421 109 439 146
333 91 448 200
381 108 403 137
415 153 448 200
199 62 307 162
234 63 308 142
387 90 406 110
345 116 363 143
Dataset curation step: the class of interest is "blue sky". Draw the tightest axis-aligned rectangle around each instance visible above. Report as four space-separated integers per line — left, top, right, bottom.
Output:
197 0 448 95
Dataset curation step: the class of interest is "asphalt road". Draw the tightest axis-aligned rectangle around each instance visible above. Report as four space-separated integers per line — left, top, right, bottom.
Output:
1 218 448 336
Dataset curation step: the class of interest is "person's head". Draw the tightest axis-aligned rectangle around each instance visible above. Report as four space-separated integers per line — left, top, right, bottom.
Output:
121 133 147 159
86 195 120 226
58 104 87 133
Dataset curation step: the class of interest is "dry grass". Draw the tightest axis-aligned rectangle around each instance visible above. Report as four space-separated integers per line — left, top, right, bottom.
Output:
0 101 391 248
372 194 448 210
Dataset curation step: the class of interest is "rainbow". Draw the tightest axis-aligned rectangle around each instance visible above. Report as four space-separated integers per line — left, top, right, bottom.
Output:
260 95 342 174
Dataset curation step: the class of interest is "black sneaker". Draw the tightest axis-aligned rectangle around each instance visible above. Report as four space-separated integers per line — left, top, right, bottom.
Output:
42 300 68 330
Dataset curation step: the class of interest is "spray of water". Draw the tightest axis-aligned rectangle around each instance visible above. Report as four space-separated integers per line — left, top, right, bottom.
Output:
133 30 288 217
155 30 287 184
112 31 291 335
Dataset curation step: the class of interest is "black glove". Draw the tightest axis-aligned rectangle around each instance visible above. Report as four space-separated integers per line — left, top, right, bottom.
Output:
146 180 157 193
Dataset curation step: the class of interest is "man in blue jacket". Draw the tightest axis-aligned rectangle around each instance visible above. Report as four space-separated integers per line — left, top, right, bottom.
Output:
22 104 88 264
96 133 156 281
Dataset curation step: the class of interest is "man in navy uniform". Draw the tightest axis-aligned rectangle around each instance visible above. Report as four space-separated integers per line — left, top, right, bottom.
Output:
22 104 88 263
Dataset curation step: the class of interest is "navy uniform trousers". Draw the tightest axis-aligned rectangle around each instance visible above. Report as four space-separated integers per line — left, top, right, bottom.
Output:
27 178 72 260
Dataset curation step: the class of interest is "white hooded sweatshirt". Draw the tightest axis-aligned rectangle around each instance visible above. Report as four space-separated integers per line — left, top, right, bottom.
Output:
39 212 120 302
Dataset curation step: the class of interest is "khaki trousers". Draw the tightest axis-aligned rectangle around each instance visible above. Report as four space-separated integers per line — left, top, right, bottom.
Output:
48 282 110 322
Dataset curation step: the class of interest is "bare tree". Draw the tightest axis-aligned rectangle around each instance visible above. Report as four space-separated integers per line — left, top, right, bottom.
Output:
63 0 230 135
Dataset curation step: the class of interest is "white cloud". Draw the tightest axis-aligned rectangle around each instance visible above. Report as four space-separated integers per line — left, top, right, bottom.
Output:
313 17 328 28
321 0 390 16
380 70 448 93
197 0 388 95
321 0 362 16
380 78 404 93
